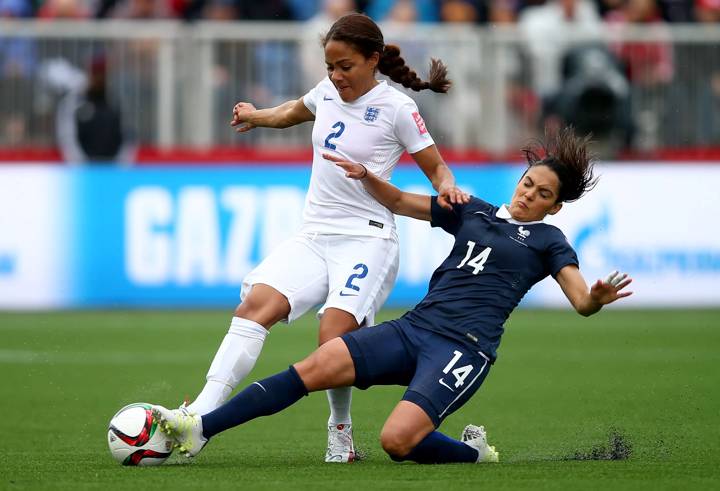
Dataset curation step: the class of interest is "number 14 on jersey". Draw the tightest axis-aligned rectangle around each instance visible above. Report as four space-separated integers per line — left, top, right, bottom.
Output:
457 241 492 275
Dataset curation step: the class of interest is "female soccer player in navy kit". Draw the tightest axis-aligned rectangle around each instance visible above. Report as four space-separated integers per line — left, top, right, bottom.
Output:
154 127 633 464
182 13 467 463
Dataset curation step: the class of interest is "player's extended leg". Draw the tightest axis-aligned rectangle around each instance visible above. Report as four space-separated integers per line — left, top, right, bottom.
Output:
318 308 360 462
185 285 290 415
380 401 498 464
153 338 356 457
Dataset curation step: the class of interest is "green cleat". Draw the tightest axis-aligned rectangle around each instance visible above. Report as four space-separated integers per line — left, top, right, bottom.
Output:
151 404 208 458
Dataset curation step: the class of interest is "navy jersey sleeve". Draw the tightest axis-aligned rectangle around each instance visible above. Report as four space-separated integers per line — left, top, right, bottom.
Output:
546 229 579 277
430 196 496 236
430 196 463 235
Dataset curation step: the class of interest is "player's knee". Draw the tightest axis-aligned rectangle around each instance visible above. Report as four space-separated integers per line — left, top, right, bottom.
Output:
233 298 286 328
233 299 260 319
380 427 414 459
293 351 330 390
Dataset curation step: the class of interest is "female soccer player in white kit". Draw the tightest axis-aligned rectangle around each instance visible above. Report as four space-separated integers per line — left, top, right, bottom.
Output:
182 13 469 463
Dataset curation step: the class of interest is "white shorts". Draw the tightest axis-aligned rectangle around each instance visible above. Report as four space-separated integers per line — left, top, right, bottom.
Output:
241 232 399 325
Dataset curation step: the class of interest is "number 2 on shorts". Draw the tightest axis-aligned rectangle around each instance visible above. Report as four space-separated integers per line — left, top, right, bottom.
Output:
345 263 368 292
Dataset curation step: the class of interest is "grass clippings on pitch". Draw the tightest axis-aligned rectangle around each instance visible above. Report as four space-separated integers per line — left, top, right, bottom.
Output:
564 427 633 461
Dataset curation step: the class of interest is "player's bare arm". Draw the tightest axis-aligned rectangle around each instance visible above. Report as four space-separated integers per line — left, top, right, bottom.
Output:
411 145 470 210
231 97 315 132
324 153 432 221
555 265 633 317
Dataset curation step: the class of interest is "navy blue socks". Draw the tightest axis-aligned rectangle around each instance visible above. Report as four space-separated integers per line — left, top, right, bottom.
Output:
201 366 308 439
199 366 478 465
392 431 479 464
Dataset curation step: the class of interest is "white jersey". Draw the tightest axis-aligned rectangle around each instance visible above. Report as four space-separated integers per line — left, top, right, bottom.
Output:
302 78 434 239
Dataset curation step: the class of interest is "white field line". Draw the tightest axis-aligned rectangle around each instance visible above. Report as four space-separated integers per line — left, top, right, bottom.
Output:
0 349 207 365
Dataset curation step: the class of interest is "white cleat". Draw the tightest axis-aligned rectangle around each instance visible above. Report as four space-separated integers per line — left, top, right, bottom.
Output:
151 404 208 458
461 424 499 463
325 423 356 463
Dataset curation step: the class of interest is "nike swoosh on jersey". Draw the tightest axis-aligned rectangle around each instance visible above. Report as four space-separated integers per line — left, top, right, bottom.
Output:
438 378 455 392
339 291 358 297
474 211 489 216
323 96 333 101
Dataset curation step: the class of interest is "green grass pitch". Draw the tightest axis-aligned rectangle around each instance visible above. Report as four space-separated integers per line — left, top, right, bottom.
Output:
1 308 718 490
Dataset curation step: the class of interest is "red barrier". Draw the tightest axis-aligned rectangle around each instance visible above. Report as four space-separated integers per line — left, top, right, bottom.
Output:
2 146 720 164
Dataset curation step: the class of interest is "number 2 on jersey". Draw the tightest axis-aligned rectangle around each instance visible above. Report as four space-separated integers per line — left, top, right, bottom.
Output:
457 241 492 275
324 121 345 150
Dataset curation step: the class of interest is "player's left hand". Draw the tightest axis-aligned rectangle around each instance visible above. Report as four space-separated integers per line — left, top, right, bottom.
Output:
436 182 471 211
590 270 633 305
323 153 368 179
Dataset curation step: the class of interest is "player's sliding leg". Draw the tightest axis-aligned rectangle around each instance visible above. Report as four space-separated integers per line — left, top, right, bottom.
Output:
154 367 307 457
380 401 498 464
318 308 360 463
153 338 357 457
185 285 290 415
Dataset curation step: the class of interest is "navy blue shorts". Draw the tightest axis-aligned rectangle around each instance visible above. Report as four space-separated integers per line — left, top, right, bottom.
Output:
341 318 491 427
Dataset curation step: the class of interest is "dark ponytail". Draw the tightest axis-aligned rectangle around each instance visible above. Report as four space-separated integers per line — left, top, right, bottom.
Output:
323 13 451 94
377 45 451 93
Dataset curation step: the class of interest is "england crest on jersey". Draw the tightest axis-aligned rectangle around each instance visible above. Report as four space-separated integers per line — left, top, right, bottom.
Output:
364 106 380 122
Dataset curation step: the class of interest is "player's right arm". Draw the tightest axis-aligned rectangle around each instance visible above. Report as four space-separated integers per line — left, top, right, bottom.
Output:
324 154 432 221
231 97 315 132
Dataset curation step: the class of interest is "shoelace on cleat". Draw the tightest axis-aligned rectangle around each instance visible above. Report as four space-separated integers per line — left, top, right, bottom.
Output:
463 425 486 441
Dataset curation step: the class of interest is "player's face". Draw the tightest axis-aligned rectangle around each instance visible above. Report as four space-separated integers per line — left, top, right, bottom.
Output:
325 40 380 102
508 165 563 221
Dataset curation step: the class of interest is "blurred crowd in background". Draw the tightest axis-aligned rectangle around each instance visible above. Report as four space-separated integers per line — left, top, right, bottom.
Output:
1 0 720 162
1 0 718 23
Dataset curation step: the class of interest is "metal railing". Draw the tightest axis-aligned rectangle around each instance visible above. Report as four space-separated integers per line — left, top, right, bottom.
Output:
1 20 719 155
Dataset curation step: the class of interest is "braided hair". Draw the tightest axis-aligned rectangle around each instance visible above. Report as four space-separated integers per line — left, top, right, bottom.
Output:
521 127 599 203
323 13 451 94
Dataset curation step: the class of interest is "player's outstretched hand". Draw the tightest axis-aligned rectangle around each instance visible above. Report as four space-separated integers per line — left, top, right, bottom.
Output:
436 182 471 211
323 153 368 179
590 270 633 306
231 102 257 133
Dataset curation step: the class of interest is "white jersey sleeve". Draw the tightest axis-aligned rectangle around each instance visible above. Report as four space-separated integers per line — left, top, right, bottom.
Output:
393 102 434 155
302 80 323 115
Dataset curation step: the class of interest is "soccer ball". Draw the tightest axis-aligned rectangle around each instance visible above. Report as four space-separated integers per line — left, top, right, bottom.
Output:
107 402 174 466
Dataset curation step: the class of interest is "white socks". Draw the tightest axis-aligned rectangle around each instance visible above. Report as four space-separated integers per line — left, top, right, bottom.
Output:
186 317 268 416
327 386 353 426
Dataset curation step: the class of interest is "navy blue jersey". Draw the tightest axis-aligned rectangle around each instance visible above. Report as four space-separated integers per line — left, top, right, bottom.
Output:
402 196 578 362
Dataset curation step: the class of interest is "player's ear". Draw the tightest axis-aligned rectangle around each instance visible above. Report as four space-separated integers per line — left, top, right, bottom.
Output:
548 202 562 215
368 51 380 70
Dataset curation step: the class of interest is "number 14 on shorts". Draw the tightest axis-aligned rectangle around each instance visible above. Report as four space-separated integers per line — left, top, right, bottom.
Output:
439 350 473 391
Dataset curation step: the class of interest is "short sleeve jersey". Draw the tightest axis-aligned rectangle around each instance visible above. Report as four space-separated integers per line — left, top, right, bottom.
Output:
402 196 579 361
302 78 434 238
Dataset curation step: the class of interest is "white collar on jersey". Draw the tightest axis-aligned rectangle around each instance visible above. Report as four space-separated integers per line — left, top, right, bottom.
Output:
496 204 545 225
340 80 387 106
